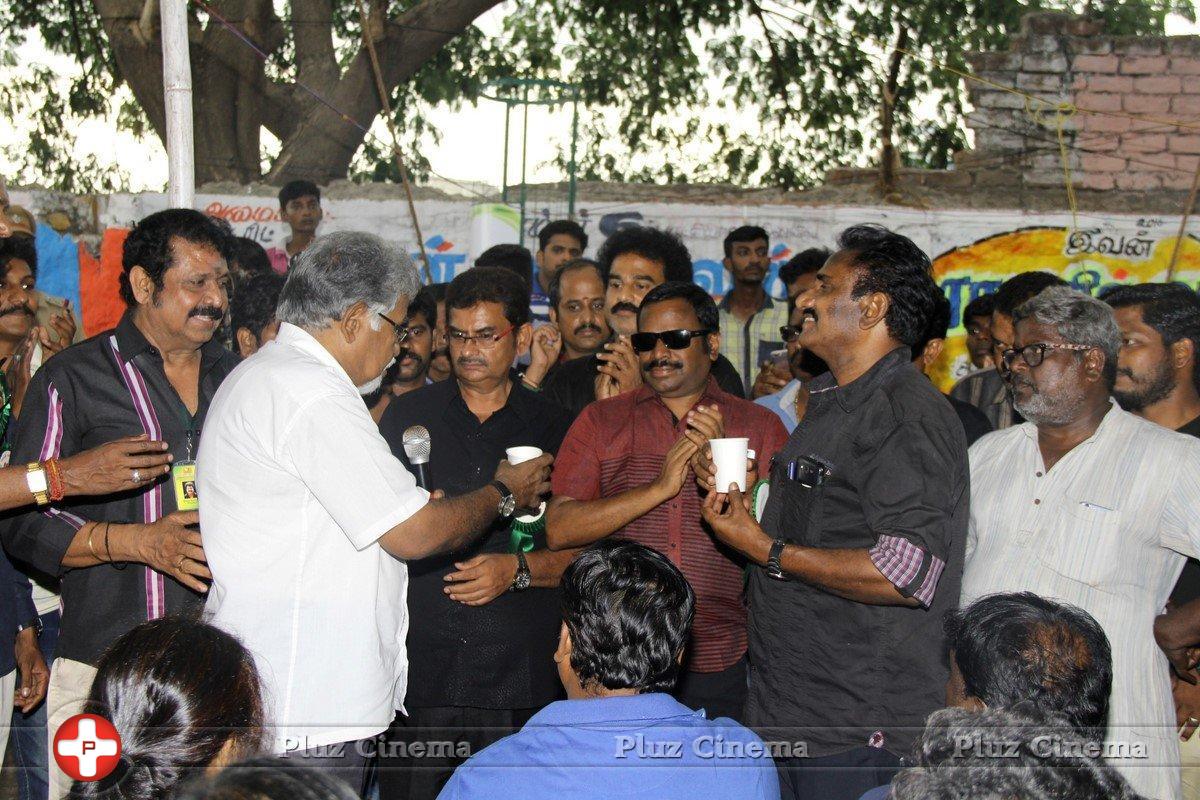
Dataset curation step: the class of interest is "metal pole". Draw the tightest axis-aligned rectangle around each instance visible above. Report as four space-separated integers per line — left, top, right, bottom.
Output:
519 83 529 249
160 0 195 207
568 88 579 220
501 103 511 204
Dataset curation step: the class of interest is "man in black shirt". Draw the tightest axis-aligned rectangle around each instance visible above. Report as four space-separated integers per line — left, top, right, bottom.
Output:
377 266 575 800
542 226 744 418
3 209 239 800
1104 283 1200 788
699 225 968 800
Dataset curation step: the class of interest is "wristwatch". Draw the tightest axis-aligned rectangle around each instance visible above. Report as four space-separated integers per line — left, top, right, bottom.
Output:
490 479 517 518
16 616 42 637
766 539 789 581
25 463 49 506
510 550 531 592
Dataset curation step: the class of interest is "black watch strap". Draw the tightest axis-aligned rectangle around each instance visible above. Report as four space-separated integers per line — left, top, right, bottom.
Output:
490 479 512 498
766 539 788 581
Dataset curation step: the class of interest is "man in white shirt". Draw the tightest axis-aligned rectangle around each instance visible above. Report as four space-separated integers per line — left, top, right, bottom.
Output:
199 232 552 794
962 286 1200 800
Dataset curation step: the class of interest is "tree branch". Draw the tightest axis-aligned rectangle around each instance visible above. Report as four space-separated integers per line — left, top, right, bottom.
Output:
291 0 338 89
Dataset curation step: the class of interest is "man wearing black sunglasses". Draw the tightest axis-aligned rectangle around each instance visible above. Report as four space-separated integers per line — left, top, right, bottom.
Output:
548 281 788 723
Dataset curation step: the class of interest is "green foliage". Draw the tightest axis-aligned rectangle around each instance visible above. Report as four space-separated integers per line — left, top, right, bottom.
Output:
3 0 1185 192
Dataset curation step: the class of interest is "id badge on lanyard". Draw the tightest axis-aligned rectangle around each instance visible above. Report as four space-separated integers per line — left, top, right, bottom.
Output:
172 427 199 511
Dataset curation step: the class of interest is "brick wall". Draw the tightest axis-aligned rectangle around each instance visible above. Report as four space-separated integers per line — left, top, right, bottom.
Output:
966 12 1200 193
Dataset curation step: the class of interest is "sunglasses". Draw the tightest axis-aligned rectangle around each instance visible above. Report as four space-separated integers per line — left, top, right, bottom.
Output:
780 325 802 343
630 329 712 353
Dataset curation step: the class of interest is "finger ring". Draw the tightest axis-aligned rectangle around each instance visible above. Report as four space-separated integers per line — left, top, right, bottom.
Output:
131 469 142 483
1190 717 1199 726
176 556 186 571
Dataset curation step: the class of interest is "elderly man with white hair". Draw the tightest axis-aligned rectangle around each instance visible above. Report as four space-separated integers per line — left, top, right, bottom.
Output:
962 285 1200 800
199 232 552 793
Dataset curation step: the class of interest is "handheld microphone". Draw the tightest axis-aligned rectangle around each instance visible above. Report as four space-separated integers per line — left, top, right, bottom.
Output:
401 425 432 490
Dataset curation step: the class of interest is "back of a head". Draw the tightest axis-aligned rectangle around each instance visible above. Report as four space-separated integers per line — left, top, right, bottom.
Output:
231 272 285 340
175 757 359 800
446 265 530 328
475 244 534 290
71 618 265 800
945 592 1112 736
993 271 1069 318
538 220 588 252
778 247 830 289
230 237 273 278
892 707 1143 800
561 539 696 694
910 285 952 359
836 223 936 349
596 226 693 284
276 232 419 330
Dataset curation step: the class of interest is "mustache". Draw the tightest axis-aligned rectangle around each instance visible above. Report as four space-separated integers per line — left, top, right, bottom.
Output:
573 323 603 336
645 358 684 371
610 302 639 316
0 304 34 318
454 356 488 368
189 305 225 321
1009 374 1036 391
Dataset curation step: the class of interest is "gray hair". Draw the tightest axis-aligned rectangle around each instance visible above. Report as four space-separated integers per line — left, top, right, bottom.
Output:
276 231 420 330
1012 286 1121 388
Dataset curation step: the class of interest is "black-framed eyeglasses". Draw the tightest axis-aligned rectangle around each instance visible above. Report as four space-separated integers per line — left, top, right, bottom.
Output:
779 325 802 343
1001 342 1092 369
378 313 410 344
630 329 712 353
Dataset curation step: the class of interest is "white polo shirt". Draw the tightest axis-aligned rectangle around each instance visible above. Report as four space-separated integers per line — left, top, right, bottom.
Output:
199 322 428 752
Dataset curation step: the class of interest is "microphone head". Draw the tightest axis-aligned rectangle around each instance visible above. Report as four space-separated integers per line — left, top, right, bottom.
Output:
401 425 432 465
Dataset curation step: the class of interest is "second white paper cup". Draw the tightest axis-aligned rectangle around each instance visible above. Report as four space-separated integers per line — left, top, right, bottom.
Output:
710 437 750 493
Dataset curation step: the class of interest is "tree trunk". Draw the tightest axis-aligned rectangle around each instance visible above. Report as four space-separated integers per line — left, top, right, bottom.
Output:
93 0 501 186
879 23 908 198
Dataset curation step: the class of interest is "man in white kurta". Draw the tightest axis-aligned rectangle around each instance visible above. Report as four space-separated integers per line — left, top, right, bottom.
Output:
963 287 1200 800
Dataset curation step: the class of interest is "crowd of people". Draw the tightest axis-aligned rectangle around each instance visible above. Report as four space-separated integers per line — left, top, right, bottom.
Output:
1 175 1200 800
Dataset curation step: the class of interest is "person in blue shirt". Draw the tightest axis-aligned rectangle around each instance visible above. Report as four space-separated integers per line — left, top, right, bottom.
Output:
437 539 779 800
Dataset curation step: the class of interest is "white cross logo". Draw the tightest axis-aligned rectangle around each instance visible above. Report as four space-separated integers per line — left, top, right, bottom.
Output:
56 718 119 778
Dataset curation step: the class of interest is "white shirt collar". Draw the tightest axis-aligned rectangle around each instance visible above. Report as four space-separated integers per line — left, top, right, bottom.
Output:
274 322 355 388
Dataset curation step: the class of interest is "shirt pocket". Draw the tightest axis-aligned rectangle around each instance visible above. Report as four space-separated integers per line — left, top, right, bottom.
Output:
1037 494 1124 589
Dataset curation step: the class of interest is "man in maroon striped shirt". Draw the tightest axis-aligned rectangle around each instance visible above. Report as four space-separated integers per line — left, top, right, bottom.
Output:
547 281 788 722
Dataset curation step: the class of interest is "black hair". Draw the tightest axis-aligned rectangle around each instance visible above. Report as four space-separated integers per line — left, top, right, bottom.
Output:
561 540 695 694
945 592 1112 738
537 220 588 252
229 238 273 278
405 286 437 329
836 224 937 348
475 244 533 290
120 209 235 306
230 272 285 343
911 284 952 359
70 618 265 800
175 757 360 800
892 707 1142 800
637 281 719 333
1101 282 1200 348
596 226 692 284
993 271 1068 318
446 266 530 328
548 258 603 309
278 180 320 210
963 292 995 323
0 234 37 277
778 247 829 290
425 282 448 304
723 225 769 259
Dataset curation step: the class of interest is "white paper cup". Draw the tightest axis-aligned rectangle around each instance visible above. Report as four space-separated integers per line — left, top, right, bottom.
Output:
710 437 750 493
506 446 543 465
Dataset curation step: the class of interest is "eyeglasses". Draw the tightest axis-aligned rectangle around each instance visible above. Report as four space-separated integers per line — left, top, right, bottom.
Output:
779 325 802 343
630 329 712 353
378 313 410 344
447 325 515 348
1001 342 1093 369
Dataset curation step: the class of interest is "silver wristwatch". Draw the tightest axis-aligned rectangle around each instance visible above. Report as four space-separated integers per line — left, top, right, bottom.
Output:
510 550 531 592
491 480 517 518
